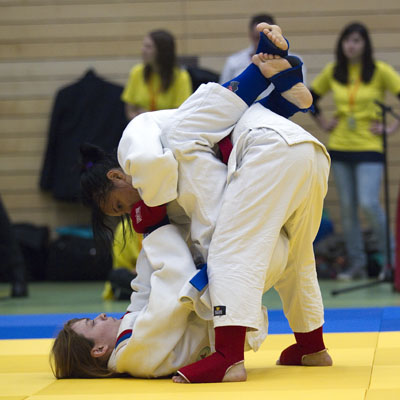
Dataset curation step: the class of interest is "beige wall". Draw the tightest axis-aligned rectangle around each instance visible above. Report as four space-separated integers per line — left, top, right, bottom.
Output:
1 0 400 233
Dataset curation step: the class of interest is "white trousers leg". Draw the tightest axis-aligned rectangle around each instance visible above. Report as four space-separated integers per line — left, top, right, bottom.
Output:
207 129 330 333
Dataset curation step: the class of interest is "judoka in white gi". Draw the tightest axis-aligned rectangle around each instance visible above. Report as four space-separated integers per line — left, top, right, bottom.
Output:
51 23 333 382
51 221 289 379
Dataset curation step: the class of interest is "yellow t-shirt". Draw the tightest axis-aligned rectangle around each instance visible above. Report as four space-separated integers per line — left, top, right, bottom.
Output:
102 219 142 300
311 61 400 152
121 64 192 111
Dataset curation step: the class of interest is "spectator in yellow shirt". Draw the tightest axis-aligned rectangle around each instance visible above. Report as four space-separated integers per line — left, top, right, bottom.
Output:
122 29 192 120
103 218 142 300
310 22 400 280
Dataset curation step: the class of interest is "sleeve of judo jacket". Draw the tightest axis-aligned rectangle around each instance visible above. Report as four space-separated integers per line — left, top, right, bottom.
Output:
117 224 200 377
160 83 248 261
117 110 179 207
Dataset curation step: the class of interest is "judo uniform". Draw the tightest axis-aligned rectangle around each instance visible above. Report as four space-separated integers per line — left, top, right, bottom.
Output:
108 224 289 377
118 82 330 340
107 224 211 378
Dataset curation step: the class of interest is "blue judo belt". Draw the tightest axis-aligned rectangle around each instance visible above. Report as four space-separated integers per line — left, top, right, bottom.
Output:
189 263 208 291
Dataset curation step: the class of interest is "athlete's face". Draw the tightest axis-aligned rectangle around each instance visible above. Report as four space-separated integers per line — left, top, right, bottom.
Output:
100 169 141 217
342 32 365 62
72 313 121 359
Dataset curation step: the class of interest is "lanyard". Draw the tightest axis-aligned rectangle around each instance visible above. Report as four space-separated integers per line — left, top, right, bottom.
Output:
348 76 361 114
347 76 361 130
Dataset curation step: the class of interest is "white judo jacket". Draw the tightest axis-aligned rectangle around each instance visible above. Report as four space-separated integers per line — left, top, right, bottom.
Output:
117 83 329 263
107 225 212 378
117 83 248 263
107 224 289 377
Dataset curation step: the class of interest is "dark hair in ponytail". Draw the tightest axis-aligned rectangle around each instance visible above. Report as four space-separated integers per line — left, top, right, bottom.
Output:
79 143 130 251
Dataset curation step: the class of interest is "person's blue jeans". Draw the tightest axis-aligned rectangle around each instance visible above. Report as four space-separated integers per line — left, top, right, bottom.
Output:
331 160 394 270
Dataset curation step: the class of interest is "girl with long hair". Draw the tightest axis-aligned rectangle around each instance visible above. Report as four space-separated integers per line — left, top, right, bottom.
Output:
311 22 400 280
122 29 192 120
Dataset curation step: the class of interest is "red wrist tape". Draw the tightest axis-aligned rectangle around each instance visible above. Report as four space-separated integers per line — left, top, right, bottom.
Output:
130 200 167 234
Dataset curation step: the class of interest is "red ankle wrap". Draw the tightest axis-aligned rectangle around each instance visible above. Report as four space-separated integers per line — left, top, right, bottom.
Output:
177 326 246 383
279 326 325 365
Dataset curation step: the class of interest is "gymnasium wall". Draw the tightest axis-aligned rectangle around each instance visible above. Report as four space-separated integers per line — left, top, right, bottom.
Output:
1 0 400 234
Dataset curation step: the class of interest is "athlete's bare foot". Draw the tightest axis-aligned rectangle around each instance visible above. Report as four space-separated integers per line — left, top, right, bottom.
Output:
276 349 333 366
222 361 247 382
301 349 333 366
172 361 247 384
252 53 313 110
256 23 288 52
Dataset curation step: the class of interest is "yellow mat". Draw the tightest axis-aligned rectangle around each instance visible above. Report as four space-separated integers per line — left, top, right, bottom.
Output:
1 332 399 400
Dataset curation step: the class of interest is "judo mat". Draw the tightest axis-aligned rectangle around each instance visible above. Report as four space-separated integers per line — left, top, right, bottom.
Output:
1 307 400 400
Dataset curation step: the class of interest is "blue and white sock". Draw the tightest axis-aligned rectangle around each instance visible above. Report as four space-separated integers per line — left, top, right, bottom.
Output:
222 63 269 106
258 90 312 119
256 31 289 56
221 31 290 106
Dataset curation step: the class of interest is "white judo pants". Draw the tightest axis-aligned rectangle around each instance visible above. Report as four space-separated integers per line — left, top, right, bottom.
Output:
208 128 329 333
